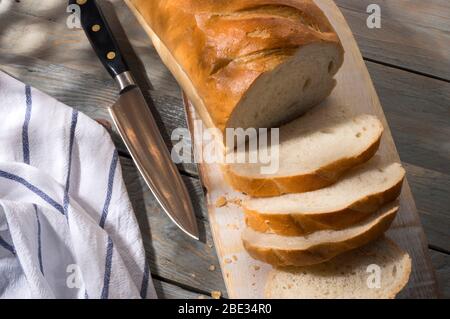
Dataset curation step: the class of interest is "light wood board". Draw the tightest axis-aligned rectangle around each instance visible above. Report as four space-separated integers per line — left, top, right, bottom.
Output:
181 0 440 298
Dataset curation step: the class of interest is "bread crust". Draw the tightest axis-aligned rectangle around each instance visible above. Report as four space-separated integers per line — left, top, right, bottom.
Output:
242 205 398 267
127 0 343 133
224 134 381 197
244 174 404 236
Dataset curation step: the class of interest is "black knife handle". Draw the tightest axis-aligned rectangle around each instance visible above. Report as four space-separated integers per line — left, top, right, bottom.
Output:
69 0 129 78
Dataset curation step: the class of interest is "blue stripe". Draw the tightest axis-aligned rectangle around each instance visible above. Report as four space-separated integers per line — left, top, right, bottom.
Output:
99 150 118 228
0 235 15 255
101 237 114 299
0 170 64 214
140 261 150 299
34 204 44 275
63 110 79 216
22 85 32 164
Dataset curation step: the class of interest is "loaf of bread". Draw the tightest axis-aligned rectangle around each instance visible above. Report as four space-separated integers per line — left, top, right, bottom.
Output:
244 157 405 235
127 0 344 137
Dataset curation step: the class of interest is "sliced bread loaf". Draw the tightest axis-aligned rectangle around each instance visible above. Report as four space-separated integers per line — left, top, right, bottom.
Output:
244 157 405 236
224 105 383 197
242 201 398 267
265 237 411 299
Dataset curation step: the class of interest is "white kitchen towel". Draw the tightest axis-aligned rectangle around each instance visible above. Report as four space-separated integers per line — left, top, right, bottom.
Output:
0 70 156 299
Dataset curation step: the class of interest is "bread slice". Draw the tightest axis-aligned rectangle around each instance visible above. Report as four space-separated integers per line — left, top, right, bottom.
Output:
244 157 405 236
242 201 398 267
265 237 411 299
224 106 383 197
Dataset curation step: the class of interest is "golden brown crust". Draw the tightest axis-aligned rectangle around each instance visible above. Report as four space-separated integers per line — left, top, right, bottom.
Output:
244 175 404 236
242 206 398 267
224 134 382 197
128 0 342 132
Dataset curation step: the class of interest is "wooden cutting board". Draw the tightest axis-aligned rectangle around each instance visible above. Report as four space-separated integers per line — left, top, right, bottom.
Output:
128 0 439 298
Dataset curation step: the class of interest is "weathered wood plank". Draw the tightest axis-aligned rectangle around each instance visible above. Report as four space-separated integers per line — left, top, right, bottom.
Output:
429 250 450 298
119 156 227 297
366 61 450 176
404 163 450 253
335 0 450 81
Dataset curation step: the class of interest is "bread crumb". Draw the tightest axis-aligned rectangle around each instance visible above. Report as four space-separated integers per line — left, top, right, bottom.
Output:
224 258 232 264
209 265 216 271
356 132 362 138
229 198 242 206
226 223 239 230
191 273 196 278
253 265 260 271
232 255 238 261
215 196 227 207
211 291 221 299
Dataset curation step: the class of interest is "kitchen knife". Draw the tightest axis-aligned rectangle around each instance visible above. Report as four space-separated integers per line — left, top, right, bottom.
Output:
70 0 199 240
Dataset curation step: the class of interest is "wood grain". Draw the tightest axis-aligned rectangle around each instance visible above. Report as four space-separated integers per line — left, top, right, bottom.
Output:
335 0 450 81
366 61 450 175
403 164 450 253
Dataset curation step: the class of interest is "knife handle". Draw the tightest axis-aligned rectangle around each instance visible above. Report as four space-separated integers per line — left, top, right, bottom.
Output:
69 0 129 79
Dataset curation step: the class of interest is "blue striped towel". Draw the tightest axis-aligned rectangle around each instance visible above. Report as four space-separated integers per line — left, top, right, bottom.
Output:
0 71 156 299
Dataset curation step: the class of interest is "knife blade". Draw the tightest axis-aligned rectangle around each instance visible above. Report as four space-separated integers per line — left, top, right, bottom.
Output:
71 0 199 240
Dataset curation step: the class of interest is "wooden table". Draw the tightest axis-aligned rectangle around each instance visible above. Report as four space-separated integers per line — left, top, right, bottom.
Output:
0 0 448 298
